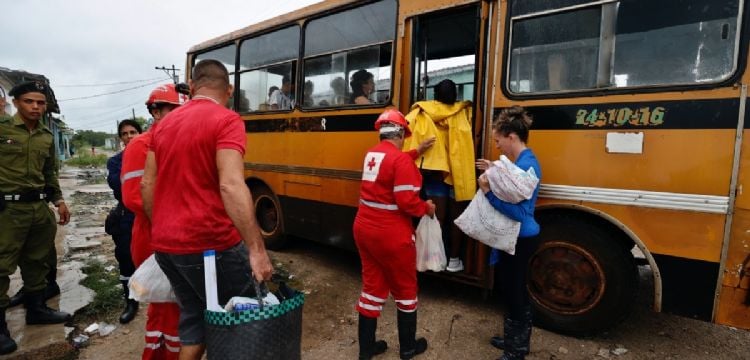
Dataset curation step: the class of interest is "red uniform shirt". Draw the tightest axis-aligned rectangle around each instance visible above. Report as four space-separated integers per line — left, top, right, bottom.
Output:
356 140 428 224
150 98 246 254
121 132 154 266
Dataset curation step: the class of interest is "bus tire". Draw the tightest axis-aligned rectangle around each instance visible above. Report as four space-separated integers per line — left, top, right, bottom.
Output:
251 185 287 250
528 213 638 336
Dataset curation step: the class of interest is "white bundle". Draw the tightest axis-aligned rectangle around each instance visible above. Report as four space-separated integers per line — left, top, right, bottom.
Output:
486 155 539 203
454 155 539 255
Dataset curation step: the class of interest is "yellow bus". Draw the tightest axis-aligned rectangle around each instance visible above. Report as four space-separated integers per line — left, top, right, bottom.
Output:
186 0 750 335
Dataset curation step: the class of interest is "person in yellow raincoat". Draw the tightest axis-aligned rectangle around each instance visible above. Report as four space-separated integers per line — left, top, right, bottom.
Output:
403 79 475 272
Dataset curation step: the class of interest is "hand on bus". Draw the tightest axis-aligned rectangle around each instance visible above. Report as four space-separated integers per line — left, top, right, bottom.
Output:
475 158 492 171
417 136 437 155
249 250 274 282
425 199 436 218
477 173 490 194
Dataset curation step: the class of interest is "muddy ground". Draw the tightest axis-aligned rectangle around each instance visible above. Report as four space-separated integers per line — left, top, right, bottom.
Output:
17 166 750 360
77 238 750 360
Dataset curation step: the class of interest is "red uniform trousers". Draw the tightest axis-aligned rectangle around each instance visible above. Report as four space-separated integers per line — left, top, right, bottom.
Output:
131 218 181 360
122 133 181 360
354 207 419 318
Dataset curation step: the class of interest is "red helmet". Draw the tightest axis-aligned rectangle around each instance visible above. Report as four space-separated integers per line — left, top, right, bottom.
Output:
374 109 411 137
146 84 187 110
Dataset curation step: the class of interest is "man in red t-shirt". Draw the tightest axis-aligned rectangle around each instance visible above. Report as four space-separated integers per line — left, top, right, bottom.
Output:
121 83 187 359
141 59 273 360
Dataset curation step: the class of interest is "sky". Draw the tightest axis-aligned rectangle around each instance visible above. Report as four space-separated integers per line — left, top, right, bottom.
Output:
0 0 321 132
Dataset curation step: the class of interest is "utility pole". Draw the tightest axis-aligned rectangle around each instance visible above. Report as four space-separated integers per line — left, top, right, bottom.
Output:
155 65 180 84
132 108 136 121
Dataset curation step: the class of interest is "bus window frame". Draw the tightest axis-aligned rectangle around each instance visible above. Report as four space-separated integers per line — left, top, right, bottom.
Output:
500 0 750 100
192 41 241 110
298 0 398 112
236 24 301 114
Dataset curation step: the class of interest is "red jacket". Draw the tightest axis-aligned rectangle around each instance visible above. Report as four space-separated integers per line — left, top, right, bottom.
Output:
356 141 429 225
120 132 152 266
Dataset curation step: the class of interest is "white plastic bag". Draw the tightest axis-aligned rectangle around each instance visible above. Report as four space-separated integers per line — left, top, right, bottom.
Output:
415 215 447 272
128 254 177 303
454 190 520 255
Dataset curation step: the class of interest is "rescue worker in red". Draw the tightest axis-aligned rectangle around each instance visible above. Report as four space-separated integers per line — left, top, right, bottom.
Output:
121 83 187 359
355 109 437 360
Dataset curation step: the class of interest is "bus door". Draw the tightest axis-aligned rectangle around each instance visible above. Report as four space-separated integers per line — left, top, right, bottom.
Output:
404 2 493 288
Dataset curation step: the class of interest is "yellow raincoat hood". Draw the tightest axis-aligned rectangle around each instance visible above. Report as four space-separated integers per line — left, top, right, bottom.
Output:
403 100 476 201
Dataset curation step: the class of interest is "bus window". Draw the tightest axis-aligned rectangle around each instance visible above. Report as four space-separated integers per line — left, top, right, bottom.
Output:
612 0 741 87
195 44 237 109
411 6 479 104
508 7 601 93
507 0 743 94
302 0 396 108
238 26 300 112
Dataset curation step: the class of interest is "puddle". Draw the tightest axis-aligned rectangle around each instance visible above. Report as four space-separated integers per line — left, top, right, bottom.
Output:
1 167 113 358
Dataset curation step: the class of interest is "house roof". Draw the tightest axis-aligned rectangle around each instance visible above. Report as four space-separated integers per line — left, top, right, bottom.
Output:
0 67 60 114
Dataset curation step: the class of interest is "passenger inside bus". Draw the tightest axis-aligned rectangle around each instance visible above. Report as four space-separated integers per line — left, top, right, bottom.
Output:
404 79 476 272
330 76 347 105
258 86 279 111
546 53 567 91
303 80 315 107
270 76 293 110
349 69 375 105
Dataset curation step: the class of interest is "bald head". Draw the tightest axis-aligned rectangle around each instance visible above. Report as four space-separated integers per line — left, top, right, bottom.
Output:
191 59 230 92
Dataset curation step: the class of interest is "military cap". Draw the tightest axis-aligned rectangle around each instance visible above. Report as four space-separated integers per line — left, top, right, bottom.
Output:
9 81 48 98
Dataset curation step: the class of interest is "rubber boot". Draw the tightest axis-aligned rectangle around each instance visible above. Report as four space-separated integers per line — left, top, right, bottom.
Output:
119 280 138 324
24 291 72 325
44 265 61 300
491 317 531 354
0 309 17 355
358 314 388 360
7 289 24 308
490 335 506 351
397 310 427 359
497 317 529 360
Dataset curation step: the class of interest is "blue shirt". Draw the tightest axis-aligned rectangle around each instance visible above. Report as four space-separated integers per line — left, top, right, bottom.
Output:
107 151 124 202
107 151 135 227
485 149 541 264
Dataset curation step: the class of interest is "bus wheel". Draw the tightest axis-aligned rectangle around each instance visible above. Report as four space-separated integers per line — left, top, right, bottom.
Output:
528 213 638 336
252 186 287 250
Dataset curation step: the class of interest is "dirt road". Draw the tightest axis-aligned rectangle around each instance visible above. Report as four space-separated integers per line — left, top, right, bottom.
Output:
78 239 750 359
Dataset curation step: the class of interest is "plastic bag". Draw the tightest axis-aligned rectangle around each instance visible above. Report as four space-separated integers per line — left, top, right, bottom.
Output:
486 155 539 203
415 215 447 272
454 190 520 255
128 254 177 303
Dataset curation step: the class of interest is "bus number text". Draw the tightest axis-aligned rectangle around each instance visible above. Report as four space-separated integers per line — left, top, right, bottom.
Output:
575 106 666 127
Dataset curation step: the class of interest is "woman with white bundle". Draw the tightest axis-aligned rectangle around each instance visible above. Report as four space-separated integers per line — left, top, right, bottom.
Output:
475 106 541 360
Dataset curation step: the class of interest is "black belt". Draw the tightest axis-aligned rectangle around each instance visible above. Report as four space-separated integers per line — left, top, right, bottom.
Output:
2 191 47 202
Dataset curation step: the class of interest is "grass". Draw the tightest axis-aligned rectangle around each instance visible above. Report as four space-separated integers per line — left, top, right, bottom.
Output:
77 260 123 323
65 152 109 168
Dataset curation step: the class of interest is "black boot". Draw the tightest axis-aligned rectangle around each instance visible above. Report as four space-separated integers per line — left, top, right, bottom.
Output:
497 316 531 360
0 309 17 355
397 311 427 359
44 281 61 300
490 335 506 351
491 317 531 355
8 288 24 308
119 280 138 324
24 291 72 325
358 314 387 360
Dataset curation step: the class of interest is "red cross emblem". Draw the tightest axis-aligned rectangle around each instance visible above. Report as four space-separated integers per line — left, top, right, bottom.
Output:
367 157 377 171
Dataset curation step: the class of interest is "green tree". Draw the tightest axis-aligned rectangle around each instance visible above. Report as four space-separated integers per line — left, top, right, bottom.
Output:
72 130 111 147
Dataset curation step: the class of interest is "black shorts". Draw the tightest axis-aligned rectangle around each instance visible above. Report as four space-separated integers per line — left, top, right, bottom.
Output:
155 242 256 345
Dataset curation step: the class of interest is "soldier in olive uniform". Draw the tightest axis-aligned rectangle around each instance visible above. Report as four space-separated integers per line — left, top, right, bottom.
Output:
0 81 73 355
